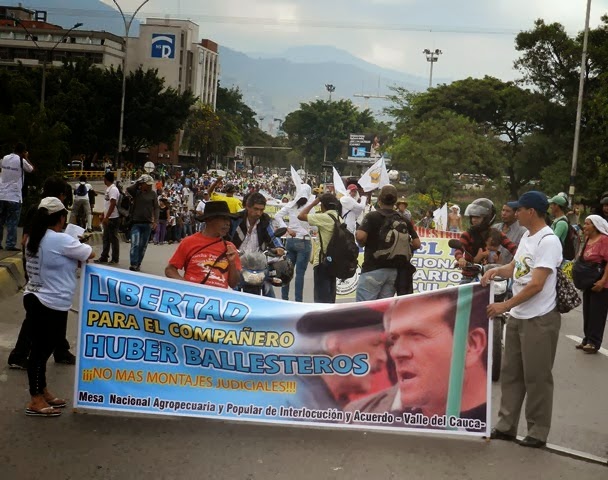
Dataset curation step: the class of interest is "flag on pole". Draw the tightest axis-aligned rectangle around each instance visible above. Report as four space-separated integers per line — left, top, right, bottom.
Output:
358 157 390 192
332 167 347 197
291 166 303 191
433 203 449 231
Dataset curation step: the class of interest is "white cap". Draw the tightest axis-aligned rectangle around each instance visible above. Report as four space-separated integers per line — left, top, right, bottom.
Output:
137 174 155 186
39 197 66 214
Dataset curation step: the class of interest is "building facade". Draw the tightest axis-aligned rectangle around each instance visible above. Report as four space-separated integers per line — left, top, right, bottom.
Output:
0 5 124 70
127 18 219 108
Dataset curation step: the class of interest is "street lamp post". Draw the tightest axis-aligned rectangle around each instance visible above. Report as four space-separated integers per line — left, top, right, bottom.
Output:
113 0 149 164
13 19 83 109
325 83 335 102
569 0 593 205
423 48 442 88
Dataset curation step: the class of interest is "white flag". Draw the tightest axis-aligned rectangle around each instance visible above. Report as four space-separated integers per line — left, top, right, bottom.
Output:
290 166 303 191
358 157 390 192
433 203 449 231
332 167 347 197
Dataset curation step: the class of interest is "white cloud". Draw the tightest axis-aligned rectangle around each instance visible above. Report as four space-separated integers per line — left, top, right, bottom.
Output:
108 0 608 83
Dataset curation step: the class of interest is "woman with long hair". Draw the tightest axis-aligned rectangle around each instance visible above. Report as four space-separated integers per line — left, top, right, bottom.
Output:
24 197 94 416
577 215 608 354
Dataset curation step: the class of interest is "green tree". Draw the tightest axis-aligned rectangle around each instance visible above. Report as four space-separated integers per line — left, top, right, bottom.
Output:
387 78 548 198
282 99 375 170
121 68 195 161
513 17 608 201
182 102 225 170
389 111 503 204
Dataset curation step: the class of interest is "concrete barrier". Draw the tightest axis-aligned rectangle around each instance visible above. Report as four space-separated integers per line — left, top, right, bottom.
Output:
0 254 25 300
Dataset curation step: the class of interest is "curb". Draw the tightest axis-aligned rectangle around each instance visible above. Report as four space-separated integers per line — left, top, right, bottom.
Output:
0 254 25 300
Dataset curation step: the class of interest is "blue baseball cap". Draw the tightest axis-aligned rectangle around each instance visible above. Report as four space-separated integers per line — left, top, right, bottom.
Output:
507 191 549 212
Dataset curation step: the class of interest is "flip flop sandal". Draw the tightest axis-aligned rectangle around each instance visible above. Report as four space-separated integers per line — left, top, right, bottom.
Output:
45 398 67 408
25 406 61 417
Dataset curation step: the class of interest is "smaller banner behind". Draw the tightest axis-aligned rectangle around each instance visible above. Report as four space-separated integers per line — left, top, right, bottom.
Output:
75 266 491 438
336 228 462 298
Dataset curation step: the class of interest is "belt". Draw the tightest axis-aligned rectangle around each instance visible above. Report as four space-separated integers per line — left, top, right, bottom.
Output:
291 235 310 240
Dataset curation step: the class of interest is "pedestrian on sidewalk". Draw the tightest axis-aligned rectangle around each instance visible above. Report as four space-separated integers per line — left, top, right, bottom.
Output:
126 174 159 272
0 142 34 251
23 197 94 416
95 172 120 264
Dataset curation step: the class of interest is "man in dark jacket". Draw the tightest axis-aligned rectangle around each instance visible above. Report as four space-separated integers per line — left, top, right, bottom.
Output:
126 174 159 272
229 192 284 297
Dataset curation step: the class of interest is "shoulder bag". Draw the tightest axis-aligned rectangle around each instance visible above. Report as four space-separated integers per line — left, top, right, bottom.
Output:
539 233 581 313
572 241 605 290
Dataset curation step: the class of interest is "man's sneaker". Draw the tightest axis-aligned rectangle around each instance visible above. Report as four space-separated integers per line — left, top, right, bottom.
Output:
6 246 21 252
54 352 76 365
108 260 119 265
8 357 28 370
94 258 108 264
129 265 140 272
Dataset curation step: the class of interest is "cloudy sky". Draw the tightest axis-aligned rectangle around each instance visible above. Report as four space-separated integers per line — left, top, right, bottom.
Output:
107 0 608 82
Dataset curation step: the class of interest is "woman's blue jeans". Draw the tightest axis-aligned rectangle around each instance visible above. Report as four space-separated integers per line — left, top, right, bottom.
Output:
282 238 312 302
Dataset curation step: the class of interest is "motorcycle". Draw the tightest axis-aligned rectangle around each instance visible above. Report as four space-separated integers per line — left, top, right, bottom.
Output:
448 239 510 382
238 227 294 296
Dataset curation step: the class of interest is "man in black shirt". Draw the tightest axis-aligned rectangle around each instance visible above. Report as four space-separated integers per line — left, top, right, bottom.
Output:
355 185 420 301
126 174 159 272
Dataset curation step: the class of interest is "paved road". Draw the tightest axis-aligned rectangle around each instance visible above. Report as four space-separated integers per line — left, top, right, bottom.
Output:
0 241 606 479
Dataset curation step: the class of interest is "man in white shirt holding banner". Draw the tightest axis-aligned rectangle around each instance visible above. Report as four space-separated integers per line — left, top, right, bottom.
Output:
482 191 562 449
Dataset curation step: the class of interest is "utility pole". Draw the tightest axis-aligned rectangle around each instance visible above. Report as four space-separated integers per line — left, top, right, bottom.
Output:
113 0 150 164
423 48 442 88
569 0 592 206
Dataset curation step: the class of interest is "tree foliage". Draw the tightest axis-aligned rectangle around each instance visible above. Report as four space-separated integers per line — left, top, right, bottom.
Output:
389 111 503 204
282 99 375 169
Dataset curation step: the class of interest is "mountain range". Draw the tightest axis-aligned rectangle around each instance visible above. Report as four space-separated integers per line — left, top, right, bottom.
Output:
8 1 445 124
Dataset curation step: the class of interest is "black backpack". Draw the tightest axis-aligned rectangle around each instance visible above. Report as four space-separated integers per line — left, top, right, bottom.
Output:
117 192 132 217
74 183 88 197
319 211 359 280
557 219 580 261
372 211 413 267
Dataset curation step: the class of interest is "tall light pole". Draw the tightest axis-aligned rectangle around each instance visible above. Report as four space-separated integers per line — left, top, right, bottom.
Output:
113 0 150 164
323 84 335 164
423 48 442 88
13 19 83 109
569 0 593 205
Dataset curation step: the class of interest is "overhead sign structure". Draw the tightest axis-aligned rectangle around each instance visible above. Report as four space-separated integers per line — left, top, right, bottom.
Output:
151 34 176 59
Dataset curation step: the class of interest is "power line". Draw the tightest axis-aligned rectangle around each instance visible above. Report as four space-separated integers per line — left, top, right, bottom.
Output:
27 7 527 36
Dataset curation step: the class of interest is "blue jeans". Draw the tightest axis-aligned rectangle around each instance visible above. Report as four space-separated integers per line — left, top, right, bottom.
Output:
313 261 336 303
356 268 398 302
0 200 21 249
282 238 312 302
130 223 152 267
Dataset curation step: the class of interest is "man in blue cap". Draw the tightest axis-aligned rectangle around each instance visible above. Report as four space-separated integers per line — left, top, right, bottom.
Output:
482 191 562 449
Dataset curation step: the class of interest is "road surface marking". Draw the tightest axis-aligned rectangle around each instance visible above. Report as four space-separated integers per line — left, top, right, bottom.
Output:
565 335 608 357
